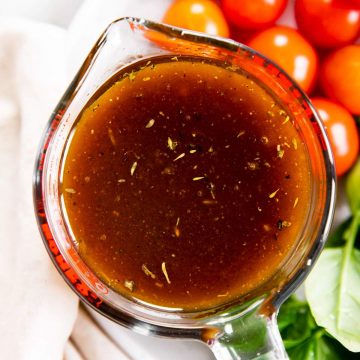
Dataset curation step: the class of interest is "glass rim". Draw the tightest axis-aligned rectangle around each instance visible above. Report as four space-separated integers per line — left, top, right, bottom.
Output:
33 17 336 335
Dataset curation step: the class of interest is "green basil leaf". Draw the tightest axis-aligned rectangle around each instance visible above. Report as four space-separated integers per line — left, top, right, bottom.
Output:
305 247 360 352
354 115 360 127
286 338 316 360
286 335 345 360
326 218 351 248
320 336 360 360
287 334 359 359
346 160 360 214
279 296 359 359
278 296 316 342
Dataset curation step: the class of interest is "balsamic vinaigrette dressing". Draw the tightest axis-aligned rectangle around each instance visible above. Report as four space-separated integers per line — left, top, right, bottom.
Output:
61 56 311 311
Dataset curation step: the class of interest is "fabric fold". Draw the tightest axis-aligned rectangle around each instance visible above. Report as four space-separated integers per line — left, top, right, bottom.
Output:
0 19 78 360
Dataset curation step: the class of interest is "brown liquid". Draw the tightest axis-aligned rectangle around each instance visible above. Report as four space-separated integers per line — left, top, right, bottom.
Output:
61 56 311 311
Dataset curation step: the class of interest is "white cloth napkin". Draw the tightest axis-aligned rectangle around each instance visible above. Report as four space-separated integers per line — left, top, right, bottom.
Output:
0 18 78 360
0 1 171 359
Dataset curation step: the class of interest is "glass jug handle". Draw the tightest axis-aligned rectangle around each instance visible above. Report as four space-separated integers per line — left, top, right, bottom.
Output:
205 304 288 360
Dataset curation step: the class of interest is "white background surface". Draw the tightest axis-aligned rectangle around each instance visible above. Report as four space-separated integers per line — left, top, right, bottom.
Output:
0 0 83 27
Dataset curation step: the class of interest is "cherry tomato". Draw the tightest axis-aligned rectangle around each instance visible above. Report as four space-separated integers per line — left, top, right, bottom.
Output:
162 0 229 37
333 0 360 10
221 0 287 30
312 97 359 176
248 26 318 92
320 45 360 115
295 0 360 48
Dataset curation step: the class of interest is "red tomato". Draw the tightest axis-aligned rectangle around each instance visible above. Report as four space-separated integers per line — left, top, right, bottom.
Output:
221 0 287 30
248 26 318 92
333 0 360 10
312 97 359 176
162 0 229 37
295 0 360 48
320 45 360 115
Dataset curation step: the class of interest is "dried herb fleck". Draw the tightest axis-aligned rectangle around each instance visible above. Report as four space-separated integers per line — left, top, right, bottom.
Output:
263 224 271 232
65 188 76 194
292 138 298 150
124 280 135 292
128 71 136 82
145 119 155 128
162 262 171 284
174 217 181 238
293 197 299 208
277 220 292 230
130 161 138 176
247 161 260 170
202 199 217 205
173 153 185 161
208 182 216 199
140 60 152 70
217 292 229 297
174 226 180 238
269 189 280 198
142 264 156 279
277 144 284 159
282 115 290 125
167 137 178 151
108 128 116 145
